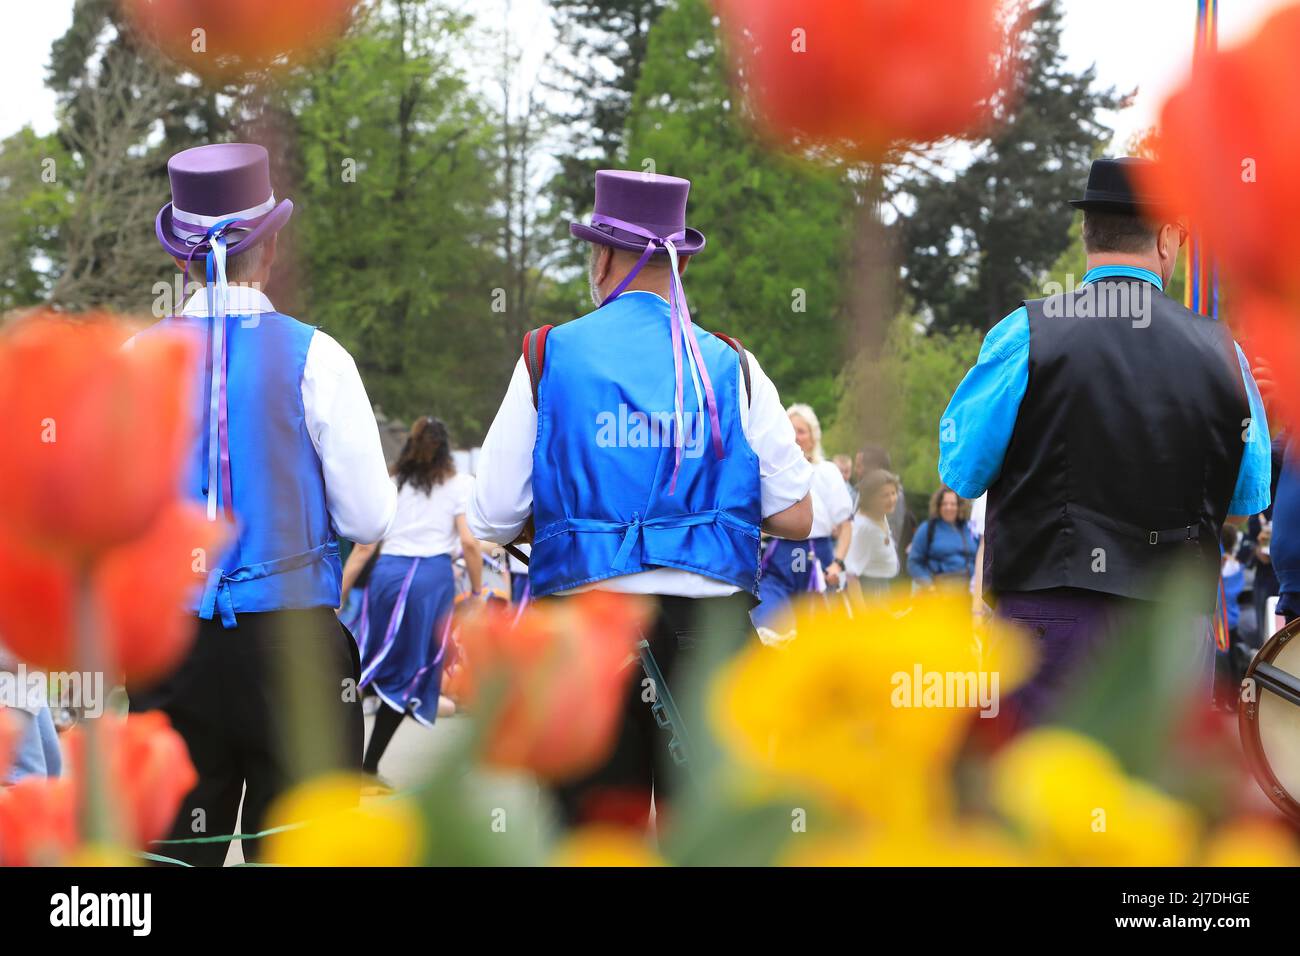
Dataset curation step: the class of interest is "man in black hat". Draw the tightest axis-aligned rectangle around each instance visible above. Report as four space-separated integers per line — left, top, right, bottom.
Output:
938 156 1272 725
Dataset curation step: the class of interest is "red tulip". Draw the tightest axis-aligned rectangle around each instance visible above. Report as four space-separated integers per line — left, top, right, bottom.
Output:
0 777 78 866
0 313 198 562
1238 295 1300 431
715 0 1006 160
0 501 227 683
1140 5 1300 305
64 711 198 848
455 593 651 781
0 711 196 864
120 0 360 81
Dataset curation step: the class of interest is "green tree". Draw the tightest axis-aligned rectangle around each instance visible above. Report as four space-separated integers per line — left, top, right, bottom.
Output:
897 0 1128 332
0 128 72 313
291 0 505 441
45 0 233 311
624 0 857 415
824 316 983 497
545 0 671 271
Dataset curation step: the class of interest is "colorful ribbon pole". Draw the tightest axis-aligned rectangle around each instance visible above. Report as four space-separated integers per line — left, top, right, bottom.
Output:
1185 0 1219 319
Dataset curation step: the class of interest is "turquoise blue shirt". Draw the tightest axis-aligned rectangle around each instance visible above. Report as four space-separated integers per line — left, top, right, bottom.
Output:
938 266 1272 516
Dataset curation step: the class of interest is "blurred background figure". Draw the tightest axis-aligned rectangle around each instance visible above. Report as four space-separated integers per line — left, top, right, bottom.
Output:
1215 524 1248 709
340 417 482 788
907 485 977 592
0 642 62 784
854 444 914 571
1271 440 1300 628
752 403 853 639
845 469 901 598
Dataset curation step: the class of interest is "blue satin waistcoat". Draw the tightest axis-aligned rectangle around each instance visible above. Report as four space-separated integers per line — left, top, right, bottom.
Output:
529 292 761 597
139 311 341 626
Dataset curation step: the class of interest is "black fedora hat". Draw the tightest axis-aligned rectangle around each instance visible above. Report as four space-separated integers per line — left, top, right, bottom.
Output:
1069 156 1160 213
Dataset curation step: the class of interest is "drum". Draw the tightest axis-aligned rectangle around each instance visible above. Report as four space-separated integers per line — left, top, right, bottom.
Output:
1239 616 1300 825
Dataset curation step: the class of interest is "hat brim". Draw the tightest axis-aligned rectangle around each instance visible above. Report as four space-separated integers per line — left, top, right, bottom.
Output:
156 198 294 261
570 221 706 256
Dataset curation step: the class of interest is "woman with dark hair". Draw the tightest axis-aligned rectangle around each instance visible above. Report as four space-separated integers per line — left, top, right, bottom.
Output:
907 485 977 591
340 416 483 784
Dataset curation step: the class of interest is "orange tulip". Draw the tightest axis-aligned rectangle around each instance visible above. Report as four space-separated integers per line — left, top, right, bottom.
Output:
1141 5 1300 305
1239 295 1300 430
0 712 196 864
0 501 226 683
0 777 78 866
715 0 1006 160
455 592 651 781
120 0 359 81
64 711 198 849
0 313 198 561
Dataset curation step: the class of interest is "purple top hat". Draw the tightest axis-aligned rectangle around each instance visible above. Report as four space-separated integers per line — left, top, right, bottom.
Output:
156 143 293 260
570 170 706 256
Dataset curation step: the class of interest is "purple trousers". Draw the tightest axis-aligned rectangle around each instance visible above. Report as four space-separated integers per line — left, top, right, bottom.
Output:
991 587 1214 728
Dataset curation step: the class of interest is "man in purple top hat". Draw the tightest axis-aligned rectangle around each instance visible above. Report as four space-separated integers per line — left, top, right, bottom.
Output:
470 169 813 829
129 142 397 865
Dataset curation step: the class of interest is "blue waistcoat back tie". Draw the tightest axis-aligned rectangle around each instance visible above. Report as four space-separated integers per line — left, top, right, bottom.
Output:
529 293 761 597
139 311 341 626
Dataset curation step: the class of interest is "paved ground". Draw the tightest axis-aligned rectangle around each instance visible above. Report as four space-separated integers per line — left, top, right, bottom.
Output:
225 708 537 866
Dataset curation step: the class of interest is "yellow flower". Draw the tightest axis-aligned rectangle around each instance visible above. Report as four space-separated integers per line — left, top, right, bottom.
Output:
1200 819 1300 866
710 589 1033 823
263 773 423 867
66 844 139 867
784 821 1031 867
992 727 1200 866
550 826 665 867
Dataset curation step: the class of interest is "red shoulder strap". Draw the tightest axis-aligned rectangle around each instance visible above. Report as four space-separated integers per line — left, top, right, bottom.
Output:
522 325 554 409
713 332 752 407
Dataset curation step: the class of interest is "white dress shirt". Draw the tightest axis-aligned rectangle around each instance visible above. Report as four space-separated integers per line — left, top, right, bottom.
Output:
809 459 854 538
468 291 813 598
179 286 396 544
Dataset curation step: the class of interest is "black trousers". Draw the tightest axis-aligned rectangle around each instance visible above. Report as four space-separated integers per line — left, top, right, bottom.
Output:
552 592 756 830
127 607 364 866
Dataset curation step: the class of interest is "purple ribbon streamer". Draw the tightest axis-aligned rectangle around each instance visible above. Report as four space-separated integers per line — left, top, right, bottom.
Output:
590 213 725 494
179 217 248 523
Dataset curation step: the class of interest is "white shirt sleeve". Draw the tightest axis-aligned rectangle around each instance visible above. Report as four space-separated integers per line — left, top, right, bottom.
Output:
468 358 535 544
301 330 397 544
741 350 814 519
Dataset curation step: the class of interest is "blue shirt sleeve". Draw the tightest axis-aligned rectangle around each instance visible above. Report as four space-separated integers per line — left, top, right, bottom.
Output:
1227 342 1272 515
937 307 1030 499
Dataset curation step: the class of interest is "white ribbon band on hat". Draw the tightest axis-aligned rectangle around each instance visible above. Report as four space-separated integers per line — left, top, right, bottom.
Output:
171 193 278 243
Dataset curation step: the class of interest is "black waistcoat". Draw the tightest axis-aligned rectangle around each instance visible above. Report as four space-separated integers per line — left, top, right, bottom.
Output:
985 277 1250 610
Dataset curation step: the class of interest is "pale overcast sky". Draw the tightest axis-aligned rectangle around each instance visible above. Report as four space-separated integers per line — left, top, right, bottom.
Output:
0 0 1291 151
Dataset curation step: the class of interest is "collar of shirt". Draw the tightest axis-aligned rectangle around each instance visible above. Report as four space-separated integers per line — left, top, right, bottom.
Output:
1080 265 1164 291
612 289 668 305
181 284 275 317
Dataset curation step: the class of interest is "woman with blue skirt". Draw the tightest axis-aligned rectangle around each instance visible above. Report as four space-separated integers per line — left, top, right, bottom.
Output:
339 417 483 782
752 404 854 640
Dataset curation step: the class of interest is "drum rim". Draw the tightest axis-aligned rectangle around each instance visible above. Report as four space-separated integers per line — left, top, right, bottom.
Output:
1238 615 1300 827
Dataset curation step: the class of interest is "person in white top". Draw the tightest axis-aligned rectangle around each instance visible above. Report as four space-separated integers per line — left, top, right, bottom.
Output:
340 417 482 784
468 168 812 829
751 403 854 637
845 469 902 598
